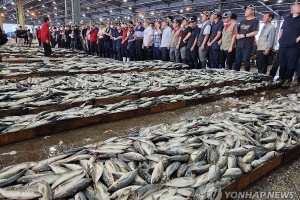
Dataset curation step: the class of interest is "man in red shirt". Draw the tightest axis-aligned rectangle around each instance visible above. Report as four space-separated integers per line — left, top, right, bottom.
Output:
36 26 41 46
89 24 98 56
121 22 129 62
41 17 51 63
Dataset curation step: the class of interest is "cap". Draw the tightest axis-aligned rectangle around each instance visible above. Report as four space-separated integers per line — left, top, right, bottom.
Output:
211 9 222 17
128 24 134 28
99 22 104 25
173 19 182 24
136 19 143 23
201 11 209 16
222 11 232 18
182 17 188 21
244 4 255 10
162 18 169 23
145 19 151 23
189 16 197 23
154 18 162 22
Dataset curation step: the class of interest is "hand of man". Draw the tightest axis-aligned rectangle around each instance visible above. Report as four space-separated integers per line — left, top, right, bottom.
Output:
228 47 232 53
297 36 300 43
200 45 205 51
236 34 240 40
46 40 49 44
190 46 194 51
167 45 170 50
263 49 270 55
218 40 222 45
176 45 179 50
239 34 245 39
207 42 212 47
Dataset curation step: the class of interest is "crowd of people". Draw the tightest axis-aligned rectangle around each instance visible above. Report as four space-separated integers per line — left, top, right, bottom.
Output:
14 26 34 47
38 2 300 89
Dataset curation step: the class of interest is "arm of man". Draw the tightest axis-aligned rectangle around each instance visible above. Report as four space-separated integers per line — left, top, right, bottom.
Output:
148 33 153 47
176 30 183 49
191 28 200 51
183 32 191 43
157 28 162 35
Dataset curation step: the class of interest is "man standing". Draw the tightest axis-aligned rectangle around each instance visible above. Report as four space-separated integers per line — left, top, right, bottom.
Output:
111 23 118 60
36 26 42 46
103 22 112 58
160 19 172 61
16 26 25 46
169 19 183 63
198 11 211 69
24 26 28 45
167 16 174 29
143 19 153 60
114 24 123 61
186 16 200 69
179 17 191 64
41 17 51 63
65 26 71 49
90 24 98 56
134 19 144 61
81 24 87 51
97 22 106 57
256 13 276 74
121 22 129 62
235 4 259 71
278 1 300 88
208 9 223 68
127 24 136 61
152 19 162 60
218 11 238 70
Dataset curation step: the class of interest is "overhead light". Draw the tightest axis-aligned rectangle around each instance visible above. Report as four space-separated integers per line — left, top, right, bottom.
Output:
53 1 56 4
83 14 85 17
87 7 90 9
55 13 57 15
151 12 154 15
1 13 4 17
3 6 6 9
27 10 29 12
129 7 132 10
42 5 45 7
54 6 57 9
186 7 190 11
110 10 112 12
180 9 183 13
58 22 60 25
31 12 35 16
11 1 15 5
100 18 102 21
123 0 127 1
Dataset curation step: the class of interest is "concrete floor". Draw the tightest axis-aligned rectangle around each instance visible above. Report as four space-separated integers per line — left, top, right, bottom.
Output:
0 82 300 199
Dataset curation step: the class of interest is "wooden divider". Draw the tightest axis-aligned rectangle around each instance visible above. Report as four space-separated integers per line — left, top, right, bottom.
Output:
0 84 281 146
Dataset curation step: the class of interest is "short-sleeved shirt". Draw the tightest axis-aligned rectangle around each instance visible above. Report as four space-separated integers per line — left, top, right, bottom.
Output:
115 30 123 47
122 28 128 45
187 26 200 49
153 28 162 47
161 26 172 47
135 26 145 39
236 18 259 48
180 26 191 48
143 26 153 46
128 31 135 48
82 28 87 37
210 19 224 50
202 21 211 35
279 14 300 48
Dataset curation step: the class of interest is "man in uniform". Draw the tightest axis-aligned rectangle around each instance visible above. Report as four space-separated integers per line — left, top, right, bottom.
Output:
198 11 211 69
186 16 200 69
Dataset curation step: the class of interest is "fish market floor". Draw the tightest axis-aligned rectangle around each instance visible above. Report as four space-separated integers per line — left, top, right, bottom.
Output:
0 85 300 199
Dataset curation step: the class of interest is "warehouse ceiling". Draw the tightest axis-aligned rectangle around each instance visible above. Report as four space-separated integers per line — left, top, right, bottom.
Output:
0 0 296 26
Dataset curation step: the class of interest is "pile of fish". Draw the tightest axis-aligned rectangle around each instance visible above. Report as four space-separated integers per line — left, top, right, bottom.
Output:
0 70 269 109
1 93 300 200
0 45 86 55
0 60 188 76
0 80 278 133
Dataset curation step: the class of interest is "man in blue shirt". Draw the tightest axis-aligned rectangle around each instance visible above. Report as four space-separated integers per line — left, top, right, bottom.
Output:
134 19 145 61
114 24 123 61
186 16 200 69
279 1 300 88
127 24 136 61
208 9 223 68
111 23 118 60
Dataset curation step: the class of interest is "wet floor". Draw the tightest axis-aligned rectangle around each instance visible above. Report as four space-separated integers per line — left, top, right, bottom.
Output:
0 82 300 199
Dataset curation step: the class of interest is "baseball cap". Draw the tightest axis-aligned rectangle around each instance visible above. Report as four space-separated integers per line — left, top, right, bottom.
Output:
222 11 232 18
182 17 188 21
99 22 104 25
211 9 222 17
145 19 151 23
154 18 162 22
201 11 209 16
136 19 143 23
173 19 182 24
244 4 255 10
162 19 169 23
189 16 197 23
128 24 134 28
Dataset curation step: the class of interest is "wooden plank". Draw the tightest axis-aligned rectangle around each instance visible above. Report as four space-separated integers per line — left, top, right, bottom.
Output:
150 101 185 114
95 94 139 105
212 93 236 101
28 103 70 115
103 110 137 123
140 88 176 98
135 107 150 117
176 87 194 94
0 128 36 146
225 80 246 86
36 115 103 136
255 86 271 93
0 108 28 118
283 145 300 163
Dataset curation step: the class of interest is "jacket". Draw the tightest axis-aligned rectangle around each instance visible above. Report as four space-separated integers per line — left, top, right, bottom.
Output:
41 23 50 43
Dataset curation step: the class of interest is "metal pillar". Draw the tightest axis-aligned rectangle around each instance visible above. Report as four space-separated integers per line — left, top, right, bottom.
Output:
219 0 224 12
89 17 92 26
71 0 80 25
17 0 25 28
65 0 68 25
0 13 3 30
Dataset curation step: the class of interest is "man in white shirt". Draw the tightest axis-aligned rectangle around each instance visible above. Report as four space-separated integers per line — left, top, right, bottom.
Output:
143 19 153 60
160 19 172 61
97 22 106 57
